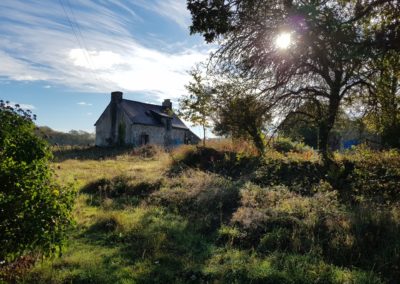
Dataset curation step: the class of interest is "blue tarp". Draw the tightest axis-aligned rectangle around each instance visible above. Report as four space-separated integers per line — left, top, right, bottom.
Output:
343 139 359 149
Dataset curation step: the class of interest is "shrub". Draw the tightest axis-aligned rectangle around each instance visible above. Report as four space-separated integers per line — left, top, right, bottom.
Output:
272 137 311 153
0 102 75 265
337 147 400 203
229 184 342 252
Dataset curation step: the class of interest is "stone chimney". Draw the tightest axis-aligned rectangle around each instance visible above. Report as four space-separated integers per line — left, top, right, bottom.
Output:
110 91 122 145
162 99 172 111
111 91 123 103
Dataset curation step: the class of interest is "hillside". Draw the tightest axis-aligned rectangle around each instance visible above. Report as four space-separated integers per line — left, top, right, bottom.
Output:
13 144 400 283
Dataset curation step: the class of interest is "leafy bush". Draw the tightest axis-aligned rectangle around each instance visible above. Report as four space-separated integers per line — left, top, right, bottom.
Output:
0 101 75 265
272 137 311 153
337 146 400 203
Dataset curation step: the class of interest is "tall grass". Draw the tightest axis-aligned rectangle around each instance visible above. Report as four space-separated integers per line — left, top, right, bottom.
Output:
10 144 400 283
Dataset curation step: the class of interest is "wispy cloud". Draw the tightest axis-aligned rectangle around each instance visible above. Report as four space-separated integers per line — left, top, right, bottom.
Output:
5 101 35 110
133 0 191 30
0 0 210 100
77 102 93 106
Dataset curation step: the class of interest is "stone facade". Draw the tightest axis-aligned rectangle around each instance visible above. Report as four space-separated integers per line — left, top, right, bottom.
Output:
95 92 200 147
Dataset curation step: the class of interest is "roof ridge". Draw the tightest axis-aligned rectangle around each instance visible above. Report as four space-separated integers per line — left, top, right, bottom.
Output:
122 98 162 108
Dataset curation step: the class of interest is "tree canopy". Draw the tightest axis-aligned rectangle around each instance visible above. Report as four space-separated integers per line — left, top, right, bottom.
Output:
187 0 400 160
213 81 271 154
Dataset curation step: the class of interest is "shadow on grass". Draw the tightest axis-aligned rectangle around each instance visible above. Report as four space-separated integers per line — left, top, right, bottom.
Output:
75 207 214 283
81 176 163 209
52 146 134 162
117 209 213 283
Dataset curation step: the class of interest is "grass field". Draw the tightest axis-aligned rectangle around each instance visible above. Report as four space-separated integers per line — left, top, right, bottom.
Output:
15 145 400 283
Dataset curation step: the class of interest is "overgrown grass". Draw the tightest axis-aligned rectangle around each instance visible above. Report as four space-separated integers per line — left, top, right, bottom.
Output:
8 144 400 283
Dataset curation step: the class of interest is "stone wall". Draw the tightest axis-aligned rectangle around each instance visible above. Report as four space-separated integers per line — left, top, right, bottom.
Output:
130 124 187 147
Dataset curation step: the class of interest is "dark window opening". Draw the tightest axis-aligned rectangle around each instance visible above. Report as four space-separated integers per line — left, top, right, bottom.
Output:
184 132 191 145
141 133 149 145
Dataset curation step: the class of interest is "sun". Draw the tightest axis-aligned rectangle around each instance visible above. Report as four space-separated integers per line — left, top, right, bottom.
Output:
275 32 291 49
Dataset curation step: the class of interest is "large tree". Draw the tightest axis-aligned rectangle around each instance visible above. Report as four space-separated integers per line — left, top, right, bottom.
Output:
187 0 400 161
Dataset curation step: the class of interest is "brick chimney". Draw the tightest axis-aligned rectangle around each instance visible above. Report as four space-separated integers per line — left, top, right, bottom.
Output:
162 99 172 111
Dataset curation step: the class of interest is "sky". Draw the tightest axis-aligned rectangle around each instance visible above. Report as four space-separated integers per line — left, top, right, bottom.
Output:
0 0 212 135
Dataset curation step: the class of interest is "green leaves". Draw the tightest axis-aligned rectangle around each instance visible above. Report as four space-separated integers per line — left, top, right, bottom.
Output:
179 66 214 145
0 102 75 264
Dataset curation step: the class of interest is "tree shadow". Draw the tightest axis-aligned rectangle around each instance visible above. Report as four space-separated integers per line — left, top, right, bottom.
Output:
52 146 134 162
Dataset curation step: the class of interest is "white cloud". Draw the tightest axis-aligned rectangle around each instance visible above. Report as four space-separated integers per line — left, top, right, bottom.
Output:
77 102 93 106
0 0 211 100
5 101 35 110
44 85 51 88
69 49 124 70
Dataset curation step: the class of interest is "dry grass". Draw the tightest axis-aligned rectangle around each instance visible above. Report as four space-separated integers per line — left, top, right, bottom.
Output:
17 144 400 283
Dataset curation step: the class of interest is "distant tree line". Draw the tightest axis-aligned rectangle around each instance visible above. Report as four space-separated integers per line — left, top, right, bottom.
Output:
36 126 95 146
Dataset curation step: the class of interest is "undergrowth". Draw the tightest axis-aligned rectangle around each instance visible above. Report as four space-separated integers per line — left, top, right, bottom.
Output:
6 144 399 283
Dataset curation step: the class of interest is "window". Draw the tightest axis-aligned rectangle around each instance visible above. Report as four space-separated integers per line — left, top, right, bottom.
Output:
141 133 149 145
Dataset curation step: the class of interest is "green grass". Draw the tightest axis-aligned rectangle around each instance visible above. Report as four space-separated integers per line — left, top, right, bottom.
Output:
11 145 400 283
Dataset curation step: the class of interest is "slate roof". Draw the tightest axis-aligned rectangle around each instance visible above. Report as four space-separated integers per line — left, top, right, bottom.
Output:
117 99 188 129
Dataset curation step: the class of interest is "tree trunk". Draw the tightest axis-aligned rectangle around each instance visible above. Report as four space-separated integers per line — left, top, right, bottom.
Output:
318 92 341 163
249 126 266 156
203 125 206 147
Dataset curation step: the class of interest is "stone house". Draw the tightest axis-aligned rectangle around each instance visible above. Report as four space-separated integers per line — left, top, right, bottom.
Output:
95 91 200 147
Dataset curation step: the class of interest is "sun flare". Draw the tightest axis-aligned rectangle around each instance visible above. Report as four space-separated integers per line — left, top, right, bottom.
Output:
275 32 291 49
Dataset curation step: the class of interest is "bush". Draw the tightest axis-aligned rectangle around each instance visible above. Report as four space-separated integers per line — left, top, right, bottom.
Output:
272 137 311 153
337 146 400 203
0 102 75 265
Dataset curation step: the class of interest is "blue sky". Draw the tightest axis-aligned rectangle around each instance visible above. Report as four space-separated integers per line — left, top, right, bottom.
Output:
0 0 211 135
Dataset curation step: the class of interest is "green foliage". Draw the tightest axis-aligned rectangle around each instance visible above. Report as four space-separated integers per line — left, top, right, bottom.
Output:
187 0 400 161
0 101 75 265
20 144 400 283
363 51 400 148
213 84 270 155
272 137 311 153
178 66 213 146
204 249 382 284
337 146 400 203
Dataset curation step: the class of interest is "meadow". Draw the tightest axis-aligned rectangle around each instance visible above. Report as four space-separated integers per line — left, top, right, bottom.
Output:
13 142 400 283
